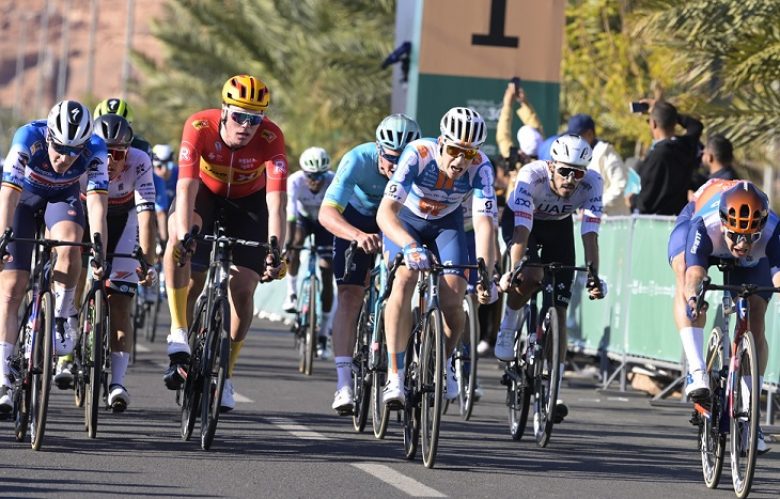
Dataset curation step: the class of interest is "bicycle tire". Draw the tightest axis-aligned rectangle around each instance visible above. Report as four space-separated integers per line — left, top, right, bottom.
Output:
30 291 54 451
13 293 33 442
403 330 421 460
352 291 371 432
420 308 444 468
534 306 560 448
371 306 390 439
294 282 309 374
201 297 230 450
701 327 726 489
509 307 532 440
181 297 207 441
86 288 107 438
730 330 760 499
147 298 160 343
458 295 479 420
303 276 318 376
74 296 88 409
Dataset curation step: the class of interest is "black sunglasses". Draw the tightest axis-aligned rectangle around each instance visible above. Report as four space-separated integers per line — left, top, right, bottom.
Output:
379 146 400 165
49 139 85 157
305 172 326 181
556 166 586 180
230 110 263 127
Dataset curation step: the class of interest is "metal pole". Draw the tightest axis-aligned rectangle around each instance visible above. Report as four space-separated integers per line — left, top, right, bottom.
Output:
13 13 30 121
86 0 99 96
121 0 136 99
56 0 73 101
34 0 52 117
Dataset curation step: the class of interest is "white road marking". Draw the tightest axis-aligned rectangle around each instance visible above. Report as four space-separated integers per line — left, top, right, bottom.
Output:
135 344 151 353
352 463 447 497
233 391 253 403
606 397 630 402
265 416 332 440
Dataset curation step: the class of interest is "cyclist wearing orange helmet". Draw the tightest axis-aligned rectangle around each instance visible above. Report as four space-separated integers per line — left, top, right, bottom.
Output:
671 179 780 453
162 75 287 412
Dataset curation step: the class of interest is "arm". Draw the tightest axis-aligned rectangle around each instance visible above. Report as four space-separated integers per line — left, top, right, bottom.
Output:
174 177 200 238
266 190 286 246
509 225 530 270
473 214 496 273
86 192 108 260
581 232 599 275
376 198 415 249
600 144 628 209
0 186 21 235
678 114 704 139
137 210 156 266
496 85 516 159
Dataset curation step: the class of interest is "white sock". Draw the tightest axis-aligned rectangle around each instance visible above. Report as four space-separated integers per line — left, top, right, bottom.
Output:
500 306 522 332
111 352 130 387
286 275 298 296
335 356 352 389
0 341 13 387
679 327 705 372
166 327 190 355
54 287 77 318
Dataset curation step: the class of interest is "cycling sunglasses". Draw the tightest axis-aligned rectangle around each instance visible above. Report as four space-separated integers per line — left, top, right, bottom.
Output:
379 147 401 165
725 230 761 245
444 144 479 160
108 148 128 161
230 110 264 127
555 165 586 180
48 139 85 157
305 171 326 181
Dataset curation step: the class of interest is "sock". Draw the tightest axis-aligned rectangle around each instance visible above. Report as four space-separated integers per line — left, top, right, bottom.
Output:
388 351 405 375
286 275 298 296
228 340 244 378
54 287 76 318
0 341 13 387
167 285 189 330
335 356 352 389
500 306 522 332
679 327 705 372
111 351 130 387
321 311 332 336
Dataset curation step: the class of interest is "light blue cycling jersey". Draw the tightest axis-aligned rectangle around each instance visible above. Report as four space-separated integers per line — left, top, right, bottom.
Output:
2 120 109 197
323 142 388 216
383 138 497 220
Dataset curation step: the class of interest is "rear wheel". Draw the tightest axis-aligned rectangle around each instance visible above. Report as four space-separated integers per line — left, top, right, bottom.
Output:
30 291 54 451
420 309 444 469
402 331 420 461
201 297 230 450
456 295 479 420
303 276 318 375
508 307 532 440
181 297 207 441
701 327 726 489
533 306 560 448
85 289 107 439
730 331 759 499
371 307 390 439
13 293 33 442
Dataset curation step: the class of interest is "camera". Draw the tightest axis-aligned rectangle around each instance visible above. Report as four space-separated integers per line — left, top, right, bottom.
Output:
630 101 650 113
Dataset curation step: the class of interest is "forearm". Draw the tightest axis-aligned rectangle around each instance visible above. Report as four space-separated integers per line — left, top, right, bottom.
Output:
266 191 286 245
496 100 514 159
138 210 156 265
284 220 296 247
319 204 365 241
174 178 200 237
474 216 496 272
582 232 599 274
683 266 707 300
509 225 530 268
0 187 21 233
517 104 543 134
86 193 108 258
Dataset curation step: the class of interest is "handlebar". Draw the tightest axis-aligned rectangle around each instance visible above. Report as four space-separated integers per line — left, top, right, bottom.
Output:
508 260 601 297
694 275 780 317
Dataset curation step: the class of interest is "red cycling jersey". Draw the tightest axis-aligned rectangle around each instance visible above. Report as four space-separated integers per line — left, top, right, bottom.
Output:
178 109 287 198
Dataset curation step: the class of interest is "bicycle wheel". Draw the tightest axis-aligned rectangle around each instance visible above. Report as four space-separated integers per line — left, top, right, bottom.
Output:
85 288 107 438
403 331 421 460
701 327 726 489
730 330 760 499
303 276 318 375
352 291 371 431
181 297 207 441
147 297 160 343
509 308 532 440
294 282 309 374
420 308 444 468
533 305 560 448
201 297 230 450
30 291 54 451
457 295 479 420
371 306 390 439
13 295 33 442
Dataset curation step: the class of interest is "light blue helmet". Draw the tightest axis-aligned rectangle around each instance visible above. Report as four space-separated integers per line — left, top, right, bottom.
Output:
375 113 421 152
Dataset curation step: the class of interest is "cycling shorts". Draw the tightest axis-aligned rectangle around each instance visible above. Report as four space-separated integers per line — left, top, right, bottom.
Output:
667 202 695 265
334 204 379 286
525 216 575 308
6 185 85 271
383 206 467 280
104 210 140 296
296 217 333 260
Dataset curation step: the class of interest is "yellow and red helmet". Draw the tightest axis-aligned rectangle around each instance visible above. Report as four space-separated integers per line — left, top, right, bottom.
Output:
718 181 769 234
221 75 270 112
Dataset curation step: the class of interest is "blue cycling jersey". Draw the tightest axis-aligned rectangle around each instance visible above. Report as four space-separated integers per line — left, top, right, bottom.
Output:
2 120 109 197
153 167 178 212
323 142 387 216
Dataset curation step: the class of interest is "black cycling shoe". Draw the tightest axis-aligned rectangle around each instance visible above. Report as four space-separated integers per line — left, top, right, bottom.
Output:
163 352 190 390
553 402 568 424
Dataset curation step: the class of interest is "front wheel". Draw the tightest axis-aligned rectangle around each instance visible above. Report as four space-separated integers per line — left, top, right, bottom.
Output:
30 291 54 451
85 288 107 439
533 306 560 448
181 297 207 441
13 291 34 443
701 327 726 489
420 309 444 469
201 297 230 450
352 291 372 431
730 330 760 499
371 306 390 439
403 331 421 461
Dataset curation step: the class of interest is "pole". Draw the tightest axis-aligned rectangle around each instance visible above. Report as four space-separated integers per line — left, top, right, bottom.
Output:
121 0 136 99
86 0 99 96
13 13 30 121
56 0 73 101
34 0 52 117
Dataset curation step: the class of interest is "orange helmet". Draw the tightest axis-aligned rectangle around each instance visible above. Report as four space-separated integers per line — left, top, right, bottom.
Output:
718 181 769 234
221 75 270 112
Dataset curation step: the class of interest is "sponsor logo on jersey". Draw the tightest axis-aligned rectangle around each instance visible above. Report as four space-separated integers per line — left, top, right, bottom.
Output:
417 145 429 158
261 129 277 143
537 203 574 215
514 210 532 220
690 231 702 254
215 141 222 152
29 142 42 156
191 120 209 130
273 159 286 174
179 146 191 162
583 216 601 224
514 198 531 208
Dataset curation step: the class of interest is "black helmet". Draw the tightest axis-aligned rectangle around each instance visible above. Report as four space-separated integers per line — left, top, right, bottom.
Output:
93 114 134 148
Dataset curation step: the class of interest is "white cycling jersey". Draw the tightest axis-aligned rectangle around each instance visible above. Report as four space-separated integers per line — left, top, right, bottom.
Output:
509 160 603 235
81 146 156 215
286 170 335 222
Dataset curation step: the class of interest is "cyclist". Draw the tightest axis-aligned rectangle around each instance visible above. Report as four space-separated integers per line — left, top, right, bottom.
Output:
0 100 108 413
495 134 606 421
151 144 178 299
94 97 153 157
283 147 335 359
377 107 498 407
162 74 287 413
318 113 421 414
669 179 779 452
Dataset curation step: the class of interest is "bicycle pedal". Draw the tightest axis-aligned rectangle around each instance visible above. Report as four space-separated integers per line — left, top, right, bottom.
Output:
111 401 127 413
336 405 354 416
385 400 404 411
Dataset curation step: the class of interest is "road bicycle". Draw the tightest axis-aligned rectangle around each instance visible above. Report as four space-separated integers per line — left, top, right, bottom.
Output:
288 234 332 376
692 264 779 498
179 221 279 450
503 259 598 447
131 262 162 363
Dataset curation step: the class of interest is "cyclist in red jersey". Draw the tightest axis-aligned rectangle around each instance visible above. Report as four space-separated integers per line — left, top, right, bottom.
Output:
162 75 287 412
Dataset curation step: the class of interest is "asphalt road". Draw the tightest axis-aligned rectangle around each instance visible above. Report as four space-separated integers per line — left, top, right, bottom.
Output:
1 308 778 498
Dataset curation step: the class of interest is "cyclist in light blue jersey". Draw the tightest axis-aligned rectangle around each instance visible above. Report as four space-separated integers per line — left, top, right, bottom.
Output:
377 107 498 406
319 114 421 414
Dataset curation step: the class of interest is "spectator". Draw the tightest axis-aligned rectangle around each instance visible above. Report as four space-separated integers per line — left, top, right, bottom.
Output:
702 133 738 180
633 100 703 215
496 82 543 161
567 114 629 216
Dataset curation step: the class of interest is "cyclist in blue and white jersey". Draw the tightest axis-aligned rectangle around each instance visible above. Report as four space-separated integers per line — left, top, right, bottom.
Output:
0 100 108 413
151 144 178 299
496 134 606 422
319 114 421 414
377 107 498 407
283 147 336 359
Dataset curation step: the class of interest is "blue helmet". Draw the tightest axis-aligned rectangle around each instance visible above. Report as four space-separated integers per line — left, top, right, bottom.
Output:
375 113 421 152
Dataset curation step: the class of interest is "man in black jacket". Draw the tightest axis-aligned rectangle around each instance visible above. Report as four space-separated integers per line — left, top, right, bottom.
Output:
634 100 703 215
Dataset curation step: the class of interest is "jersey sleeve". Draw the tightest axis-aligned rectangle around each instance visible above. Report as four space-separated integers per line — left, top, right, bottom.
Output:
286 173 298 222
85 140 109 194
134 152 157 212
262 125 288 193
178 114 206 180
765 223 780 277
1 128 31 192
511 167 535 230
323 149 361 212
580 172 603 235
383 147 419 205
471 160 498 219
684 217 714 268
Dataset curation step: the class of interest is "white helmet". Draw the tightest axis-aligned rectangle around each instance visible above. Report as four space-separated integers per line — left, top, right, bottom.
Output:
439 107 487 148
550 133 592 167
152 144 174 163
47 100 93 147
299 147 331 173
376 114 421 152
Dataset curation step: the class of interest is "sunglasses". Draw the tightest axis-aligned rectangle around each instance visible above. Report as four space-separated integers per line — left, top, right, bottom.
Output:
379 147 401 165
230 110 263 126
725 230 761 245
49 139 85 157
108 148 128 161
445 144 479 160
305 172 326 181
555 165 586 180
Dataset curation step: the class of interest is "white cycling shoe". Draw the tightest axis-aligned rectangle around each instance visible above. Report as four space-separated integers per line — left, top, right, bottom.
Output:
108 384 130 412
494 328 515 361
331 385 354 415
383 376 405 408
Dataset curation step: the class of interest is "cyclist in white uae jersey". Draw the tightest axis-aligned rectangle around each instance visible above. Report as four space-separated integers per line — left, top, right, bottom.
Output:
496 134 606 422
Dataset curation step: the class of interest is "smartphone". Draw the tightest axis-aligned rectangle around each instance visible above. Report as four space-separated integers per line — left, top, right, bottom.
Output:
510 77 522 91
630 101 650 113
